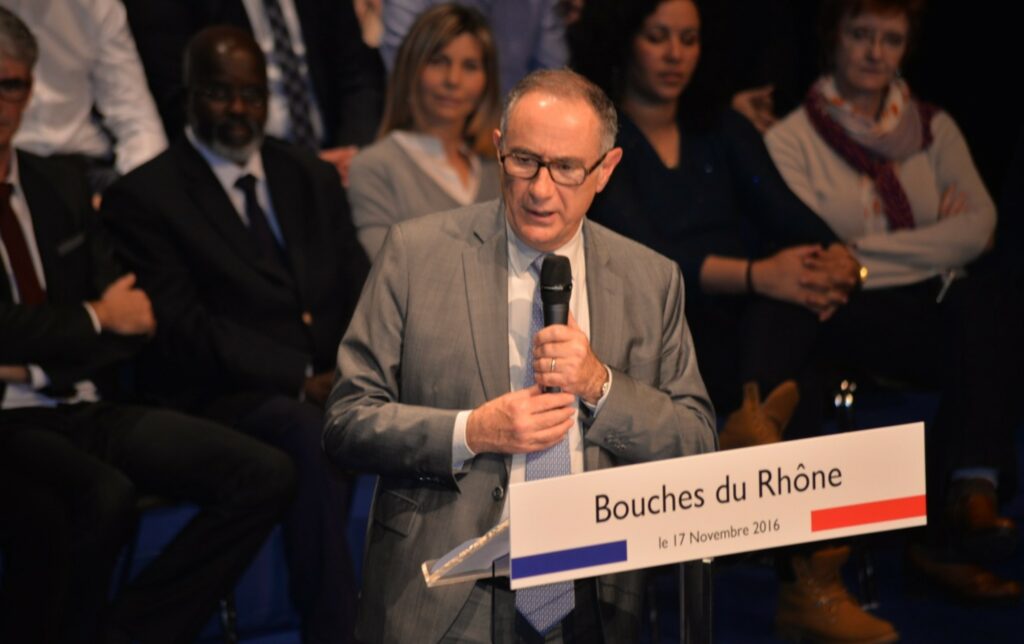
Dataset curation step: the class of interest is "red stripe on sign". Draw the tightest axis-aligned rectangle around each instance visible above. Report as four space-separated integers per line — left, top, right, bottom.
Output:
811 495 926 532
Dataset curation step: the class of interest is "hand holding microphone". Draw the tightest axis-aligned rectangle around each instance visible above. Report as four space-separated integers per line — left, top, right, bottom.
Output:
465 254 608 455
532 254 609 405
538 254 572 393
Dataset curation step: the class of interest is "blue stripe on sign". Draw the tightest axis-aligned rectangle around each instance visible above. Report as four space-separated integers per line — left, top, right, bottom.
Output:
511 540 628 579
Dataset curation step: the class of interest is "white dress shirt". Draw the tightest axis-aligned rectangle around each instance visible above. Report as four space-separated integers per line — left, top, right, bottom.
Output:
5 0 168 175
185 128 285 246
391 130 482 206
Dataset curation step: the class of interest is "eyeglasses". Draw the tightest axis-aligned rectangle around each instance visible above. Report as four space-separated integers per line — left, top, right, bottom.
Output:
499 150 609 187
193 84 268 106
0 77 31 103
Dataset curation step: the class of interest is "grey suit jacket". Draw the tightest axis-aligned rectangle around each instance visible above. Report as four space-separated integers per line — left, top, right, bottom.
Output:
325 199 716 643
348 133 500 260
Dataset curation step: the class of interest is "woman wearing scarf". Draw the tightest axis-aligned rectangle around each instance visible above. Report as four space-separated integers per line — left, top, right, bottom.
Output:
766 0 1020 613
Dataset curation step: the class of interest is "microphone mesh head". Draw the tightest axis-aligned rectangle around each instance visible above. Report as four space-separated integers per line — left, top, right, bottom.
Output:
540 254 572 306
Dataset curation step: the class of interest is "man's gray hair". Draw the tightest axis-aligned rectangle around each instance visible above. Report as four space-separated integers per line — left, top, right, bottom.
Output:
499 68 618 153
0 7 37 68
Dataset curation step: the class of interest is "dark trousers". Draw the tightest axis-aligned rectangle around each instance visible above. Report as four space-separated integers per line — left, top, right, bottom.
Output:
684 292 822 423
743 273 1017 528
207 394 357 644
0 468 73 644
0 403 294 644
688 271 1016 535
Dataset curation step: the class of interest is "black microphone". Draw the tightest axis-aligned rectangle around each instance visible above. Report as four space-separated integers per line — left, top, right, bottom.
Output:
539 254 572 393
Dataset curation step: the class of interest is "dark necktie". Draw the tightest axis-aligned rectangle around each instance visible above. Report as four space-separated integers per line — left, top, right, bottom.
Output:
235 174 285 265
516 256 575 634
261 0 318 150
0 182 46 305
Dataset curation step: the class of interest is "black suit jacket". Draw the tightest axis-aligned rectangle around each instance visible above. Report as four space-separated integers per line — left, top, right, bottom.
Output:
124 0 384 148
101 137 369 411
1 151 137 399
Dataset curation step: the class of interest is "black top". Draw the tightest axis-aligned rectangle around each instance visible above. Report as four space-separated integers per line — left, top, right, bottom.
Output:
589 109 836 299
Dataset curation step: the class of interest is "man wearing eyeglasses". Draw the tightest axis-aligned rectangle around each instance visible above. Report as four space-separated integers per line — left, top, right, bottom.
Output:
102 26 369 644
325 68 716 644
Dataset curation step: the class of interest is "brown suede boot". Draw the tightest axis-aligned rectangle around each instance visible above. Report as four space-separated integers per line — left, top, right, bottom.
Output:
718 380 799 450
776 546 898 643
945 478 1019 562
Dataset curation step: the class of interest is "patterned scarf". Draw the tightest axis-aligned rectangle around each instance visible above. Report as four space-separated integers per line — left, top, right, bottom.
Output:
804 76 938 230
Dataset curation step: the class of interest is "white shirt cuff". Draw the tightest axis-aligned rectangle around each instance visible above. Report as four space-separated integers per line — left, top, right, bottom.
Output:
452 409 476 472
82 302 102 334
27 364 51 390
581 366 613 415
298 363 314 401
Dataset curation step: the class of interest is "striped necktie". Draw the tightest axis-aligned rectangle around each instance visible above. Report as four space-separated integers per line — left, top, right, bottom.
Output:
261 0 318 149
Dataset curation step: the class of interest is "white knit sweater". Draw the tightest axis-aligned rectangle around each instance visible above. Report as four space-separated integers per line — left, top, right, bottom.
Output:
765 107 996 288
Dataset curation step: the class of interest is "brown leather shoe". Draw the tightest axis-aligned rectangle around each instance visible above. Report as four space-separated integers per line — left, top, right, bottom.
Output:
776 545 899 643
906 543 1022 604
946 478 1018 561
719 380 799 450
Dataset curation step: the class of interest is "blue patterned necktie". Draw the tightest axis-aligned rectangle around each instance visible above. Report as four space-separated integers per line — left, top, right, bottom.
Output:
515 256 575 635
262 0 318 150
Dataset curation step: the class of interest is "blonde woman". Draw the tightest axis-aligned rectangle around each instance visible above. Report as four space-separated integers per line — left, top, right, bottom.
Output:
348 3 501 260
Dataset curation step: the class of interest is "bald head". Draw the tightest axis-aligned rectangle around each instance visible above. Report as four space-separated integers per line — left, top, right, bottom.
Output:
185 26 268 164
500 69 618 154
184 25 266 89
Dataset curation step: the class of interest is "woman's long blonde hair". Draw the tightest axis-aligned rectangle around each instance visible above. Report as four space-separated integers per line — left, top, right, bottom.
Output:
378 3 500 155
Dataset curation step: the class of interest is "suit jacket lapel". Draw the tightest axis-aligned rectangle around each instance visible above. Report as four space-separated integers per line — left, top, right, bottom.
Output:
584 220 624 368
462 203 510 403
263 145 310 297
17 151 67 303
173 140 293 286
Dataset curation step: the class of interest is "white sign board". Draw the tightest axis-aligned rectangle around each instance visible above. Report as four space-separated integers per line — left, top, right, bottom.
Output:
509 423 925 590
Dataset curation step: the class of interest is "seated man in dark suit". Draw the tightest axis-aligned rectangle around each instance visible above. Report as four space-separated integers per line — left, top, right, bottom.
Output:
0 9 294 642
103 26 371 644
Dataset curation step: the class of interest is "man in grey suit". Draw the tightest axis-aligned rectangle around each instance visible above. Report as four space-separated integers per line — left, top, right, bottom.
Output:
325 69 716 643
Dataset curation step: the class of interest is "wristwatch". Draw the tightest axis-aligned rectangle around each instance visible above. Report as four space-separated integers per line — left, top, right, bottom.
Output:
857 264 869 288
